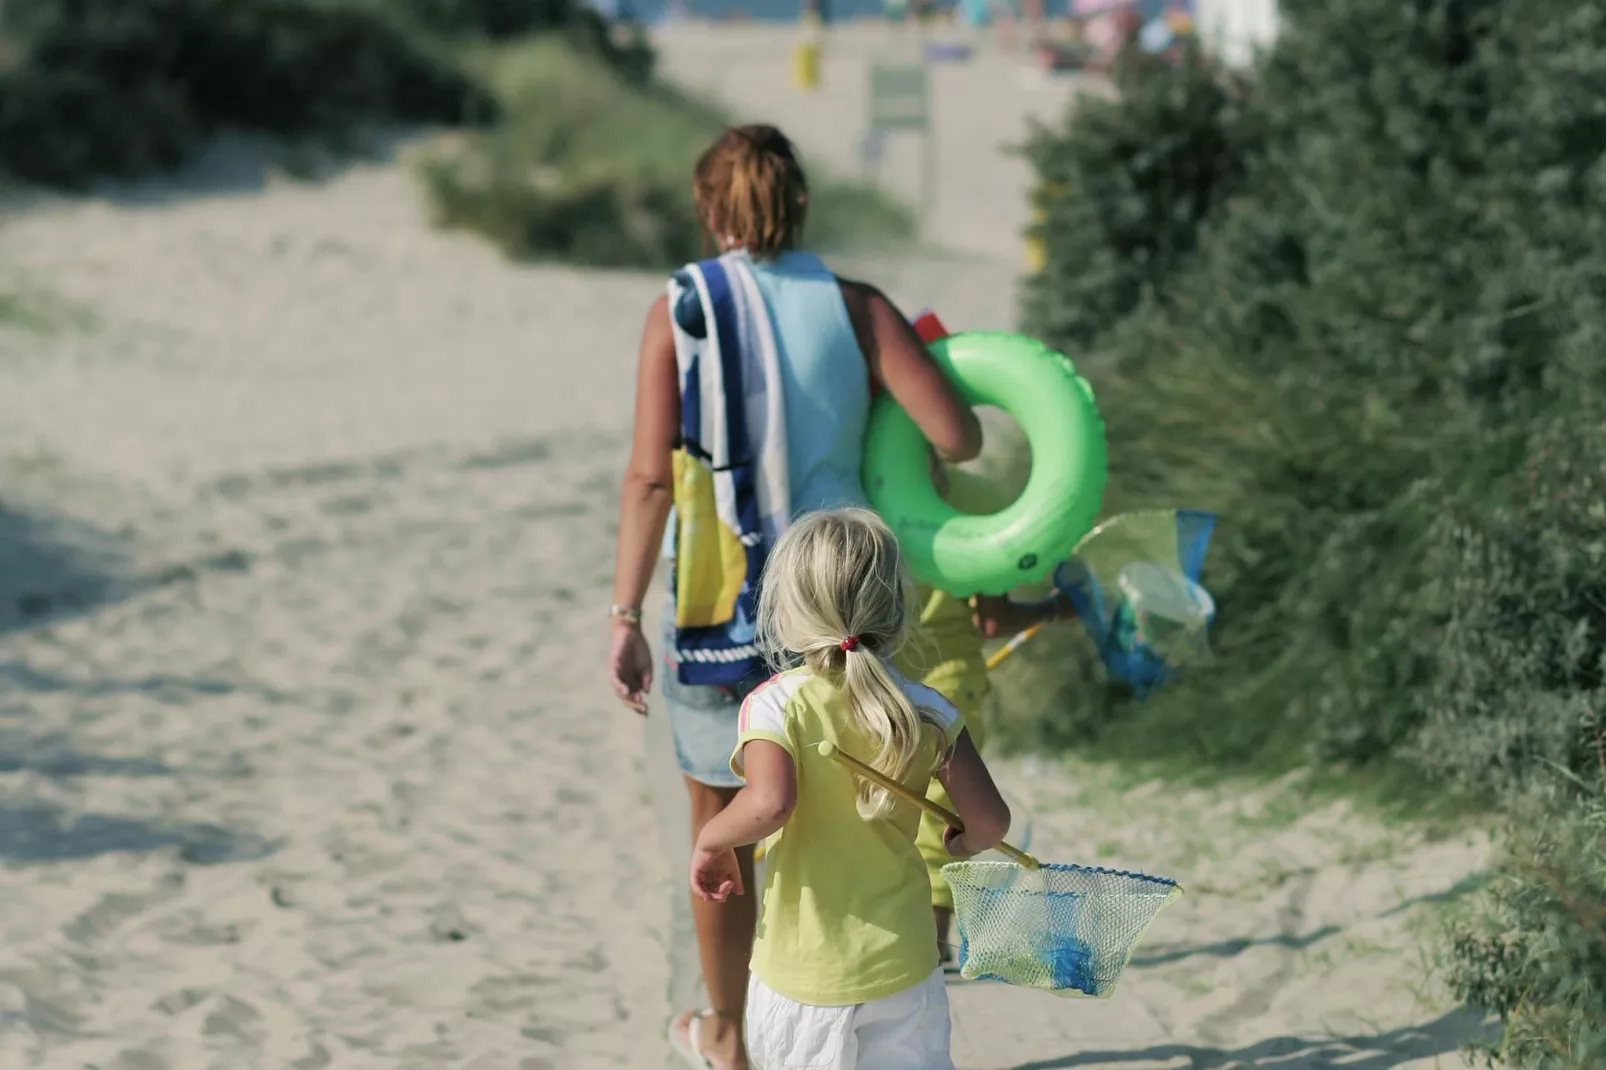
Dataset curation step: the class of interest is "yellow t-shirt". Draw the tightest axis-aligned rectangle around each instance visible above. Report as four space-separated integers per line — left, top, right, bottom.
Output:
731 667 965 1006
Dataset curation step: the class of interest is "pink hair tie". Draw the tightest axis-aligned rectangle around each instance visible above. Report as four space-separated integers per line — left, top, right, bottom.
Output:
840 636 861 652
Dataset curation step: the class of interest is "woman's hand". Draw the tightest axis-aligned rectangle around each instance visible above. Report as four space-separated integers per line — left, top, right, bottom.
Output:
609 621 654 714
690 845 744 902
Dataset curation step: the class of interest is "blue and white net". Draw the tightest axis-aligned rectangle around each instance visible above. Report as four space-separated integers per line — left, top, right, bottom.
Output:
1055 508 1218 698
942 860 1181 998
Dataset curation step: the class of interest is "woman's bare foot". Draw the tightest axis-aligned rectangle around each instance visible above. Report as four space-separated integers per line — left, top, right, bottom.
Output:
673 1009 747 1070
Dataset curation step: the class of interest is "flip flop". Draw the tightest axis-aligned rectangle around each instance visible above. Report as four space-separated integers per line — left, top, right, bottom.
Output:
667 1010 715 1070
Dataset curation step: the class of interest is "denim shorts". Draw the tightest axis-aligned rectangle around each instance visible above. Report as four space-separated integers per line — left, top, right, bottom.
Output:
658 601 762 789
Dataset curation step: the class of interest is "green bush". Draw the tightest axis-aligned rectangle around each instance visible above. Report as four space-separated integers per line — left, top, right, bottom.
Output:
1444 782 1606 1069
388 0 578 38
1007 0 1606 775
0 0 496 187
418 38 914 268
1019 42 1257 352
1414 411 1606 794
1010 0 1606 1056
379 0 655 80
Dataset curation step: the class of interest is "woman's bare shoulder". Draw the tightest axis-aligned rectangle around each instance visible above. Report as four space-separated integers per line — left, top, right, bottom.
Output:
835 275 888 308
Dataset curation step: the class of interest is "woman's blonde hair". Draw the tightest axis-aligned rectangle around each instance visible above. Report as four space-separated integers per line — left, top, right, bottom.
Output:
692 124 809 259
757 508 938 820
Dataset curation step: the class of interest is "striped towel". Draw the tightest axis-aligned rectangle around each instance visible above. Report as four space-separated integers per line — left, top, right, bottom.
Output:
667 253 791 687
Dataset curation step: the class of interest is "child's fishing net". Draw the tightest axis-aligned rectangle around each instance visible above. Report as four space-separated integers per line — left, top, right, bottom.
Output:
941 860 1181 997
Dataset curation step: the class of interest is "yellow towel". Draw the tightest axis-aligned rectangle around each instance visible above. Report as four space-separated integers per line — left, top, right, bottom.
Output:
671 448 748 630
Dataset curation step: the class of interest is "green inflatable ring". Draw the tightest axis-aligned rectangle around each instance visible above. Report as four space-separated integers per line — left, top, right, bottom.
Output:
863 331 1107 597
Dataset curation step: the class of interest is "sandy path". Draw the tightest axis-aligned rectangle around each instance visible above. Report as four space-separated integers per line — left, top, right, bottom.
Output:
652 20 1101 261
0 24 1487 1070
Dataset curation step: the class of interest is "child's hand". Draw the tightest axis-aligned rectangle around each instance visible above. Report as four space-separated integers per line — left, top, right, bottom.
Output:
972 593 1072 638
690 846 744 903
943 823 973 859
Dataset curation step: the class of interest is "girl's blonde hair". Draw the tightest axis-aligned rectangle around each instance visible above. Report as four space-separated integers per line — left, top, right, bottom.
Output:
757 508 937 821
692 124 809 259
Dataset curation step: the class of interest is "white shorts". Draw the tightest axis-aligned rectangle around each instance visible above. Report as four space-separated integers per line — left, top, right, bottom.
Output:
745 969 955 1070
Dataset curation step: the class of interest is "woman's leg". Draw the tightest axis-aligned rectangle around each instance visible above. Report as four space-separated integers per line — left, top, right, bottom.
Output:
674 777 755 1070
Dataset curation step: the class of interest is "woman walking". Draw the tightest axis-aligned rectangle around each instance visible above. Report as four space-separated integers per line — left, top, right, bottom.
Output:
607 124 980 1070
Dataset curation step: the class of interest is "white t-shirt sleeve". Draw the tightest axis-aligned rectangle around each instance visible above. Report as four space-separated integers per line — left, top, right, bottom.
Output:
901 678 965 746
731 674 795 778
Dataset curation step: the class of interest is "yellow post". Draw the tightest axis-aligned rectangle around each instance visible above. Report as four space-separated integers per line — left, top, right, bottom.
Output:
793 10 824 92
792 40 821 91
1025 222 1046 273
1025 181 1065 273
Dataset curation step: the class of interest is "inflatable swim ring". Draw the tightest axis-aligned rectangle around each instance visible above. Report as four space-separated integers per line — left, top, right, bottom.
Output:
864 331 1106 596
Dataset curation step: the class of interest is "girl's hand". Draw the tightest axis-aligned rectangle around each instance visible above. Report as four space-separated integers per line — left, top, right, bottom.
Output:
972 593 1072 638
972 595 1036 638
690 846 744 902
609 622 654 714
943 823 973 859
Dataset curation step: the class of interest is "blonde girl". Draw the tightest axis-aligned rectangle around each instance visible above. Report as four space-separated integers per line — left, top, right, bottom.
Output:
690 508 1011 1070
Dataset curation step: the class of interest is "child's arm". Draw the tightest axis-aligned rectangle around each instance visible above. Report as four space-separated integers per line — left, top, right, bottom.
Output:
934 729 1011 858
690 740 797 902
972 590 1075 639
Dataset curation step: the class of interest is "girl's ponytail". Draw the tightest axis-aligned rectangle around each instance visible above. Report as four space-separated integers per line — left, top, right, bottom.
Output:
757 508 940 822
840 640 927 820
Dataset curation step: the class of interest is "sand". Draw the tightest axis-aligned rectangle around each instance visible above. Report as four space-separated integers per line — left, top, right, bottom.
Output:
0 22 1487 1070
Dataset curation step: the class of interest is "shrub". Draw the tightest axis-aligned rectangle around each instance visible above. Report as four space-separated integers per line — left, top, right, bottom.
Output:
1444 783 1606 1069
382 0 655 81
1019 41 1257 352
1414 411 1606 794
1007 0 1606 1058
0 0 496 187
1004 0 1606 770
418 38 914 268
389 0 579 38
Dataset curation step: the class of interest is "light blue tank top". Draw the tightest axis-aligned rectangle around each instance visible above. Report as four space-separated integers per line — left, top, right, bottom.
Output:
751 249 871 515
662 249 870 558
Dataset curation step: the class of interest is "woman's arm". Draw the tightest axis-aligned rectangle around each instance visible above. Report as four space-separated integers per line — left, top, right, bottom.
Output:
839 278 982 463
608 296 679 713
613 295 680 614
934 729 1010 857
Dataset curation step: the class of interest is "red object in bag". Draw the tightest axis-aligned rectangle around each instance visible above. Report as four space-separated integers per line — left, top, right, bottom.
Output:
912 308 951 343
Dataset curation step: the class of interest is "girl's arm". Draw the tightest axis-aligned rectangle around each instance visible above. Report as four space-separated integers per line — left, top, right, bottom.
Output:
934 729 1010 858
972 590 1077 638
690 741 797 902
839 278 982 464
695 741 798 854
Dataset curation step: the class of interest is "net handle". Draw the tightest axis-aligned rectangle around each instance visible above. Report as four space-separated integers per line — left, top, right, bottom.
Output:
983 620 1046 672
816 741 1041 869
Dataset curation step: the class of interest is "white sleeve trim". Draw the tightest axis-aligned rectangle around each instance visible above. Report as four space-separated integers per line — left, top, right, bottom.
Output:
738 672 803 738
899 678 962 734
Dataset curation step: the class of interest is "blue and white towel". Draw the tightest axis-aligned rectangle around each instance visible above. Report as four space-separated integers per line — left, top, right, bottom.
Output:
667 252 791 686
